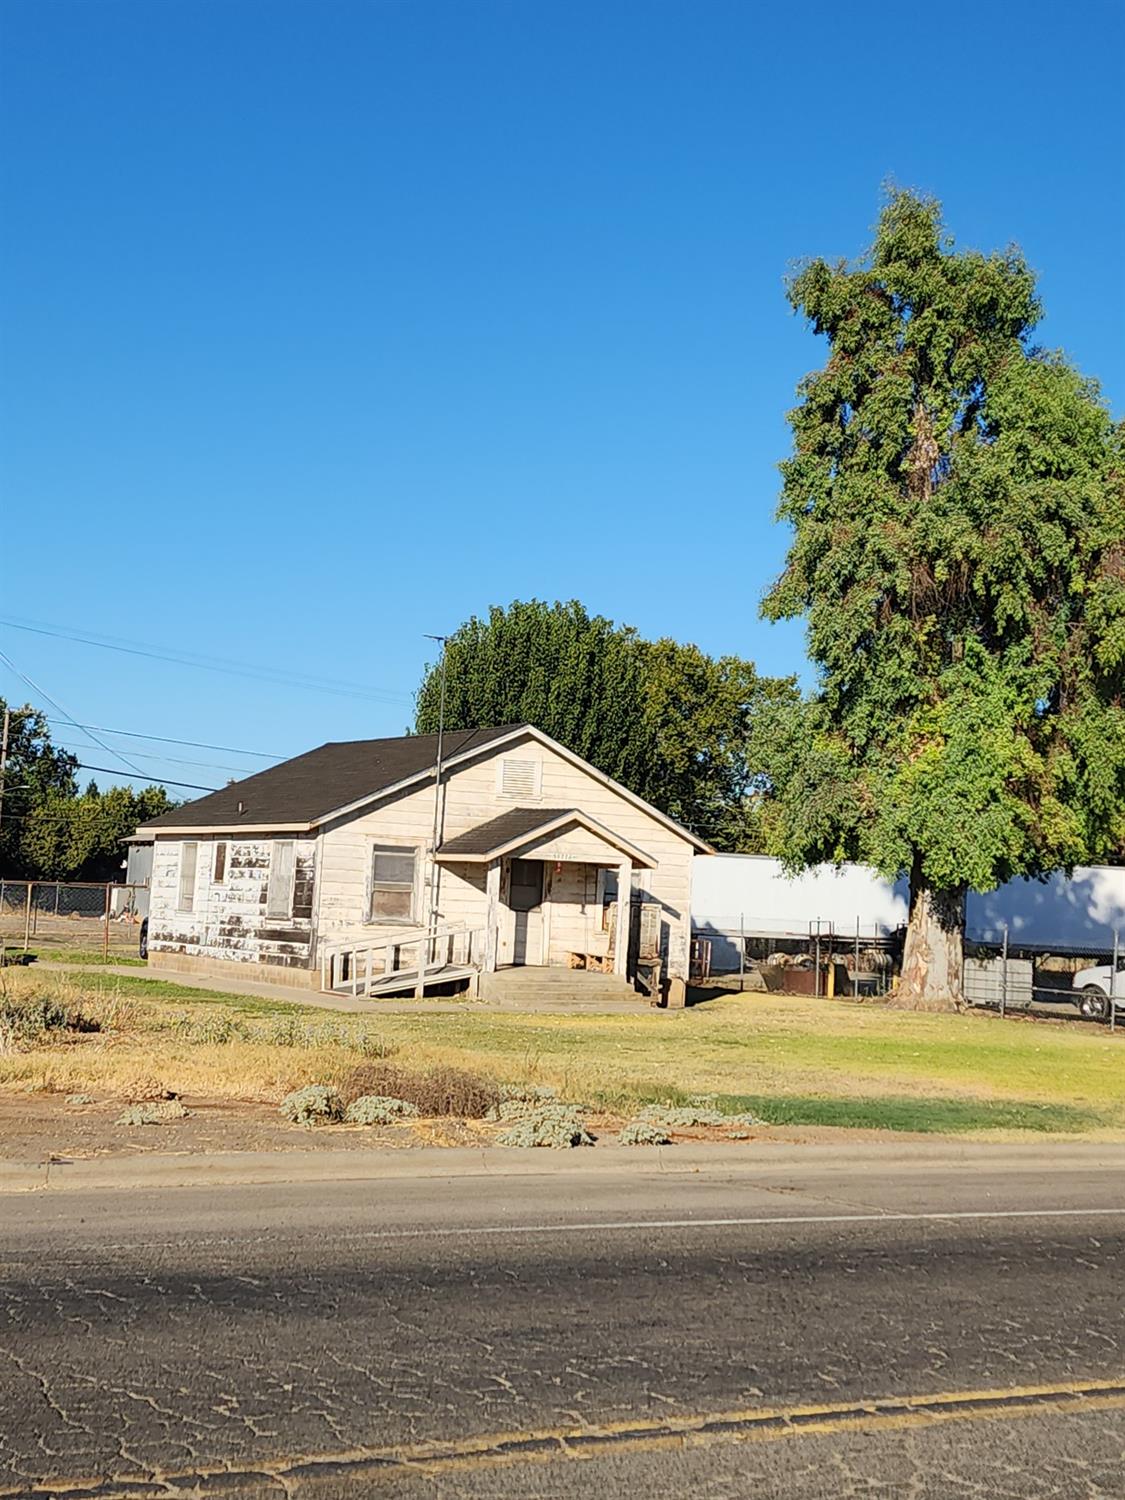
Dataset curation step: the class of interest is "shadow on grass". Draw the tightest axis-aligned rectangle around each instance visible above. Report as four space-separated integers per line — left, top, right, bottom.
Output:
52 970 318 1016
623 1086 1104 1134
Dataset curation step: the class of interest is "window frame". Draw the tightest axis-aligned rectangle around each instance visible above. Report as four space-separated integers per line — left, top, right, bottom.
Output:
508 857 544 913
267 840 296 921
597 867 618 932
177 841 199 913
212 840 228 885
367 842 419 924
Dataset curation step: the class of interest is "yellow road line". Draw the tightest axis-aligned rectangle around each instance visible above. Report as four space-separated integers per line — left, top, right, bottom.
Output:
9 1378 1125 1496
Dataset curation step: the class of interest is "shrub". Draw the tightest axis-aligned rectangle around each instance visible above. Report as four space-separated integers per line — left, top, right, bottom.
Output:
65 1093 96 1106
636 1099 759 1131
279 1084 344 1126
344 1094 420 1125
619 1119 672 1146
415 1066 502 1118
487 1084 562 1124
170 1014 250 1045
116 1101 189 1126
497 1105 594 1149
501 1083 559 1104
0 993 100 1047
258 1018 393 1055
340 1061 500 1118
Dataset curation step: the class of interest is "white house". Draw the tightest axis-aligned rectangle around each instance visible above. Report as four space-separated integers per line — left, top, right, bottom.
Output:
135 723 710 1003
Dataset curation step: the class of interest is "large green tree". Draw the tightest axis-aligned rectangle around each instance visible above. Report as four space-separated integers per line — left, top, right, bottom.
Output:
0 699 178 880
415 599 796 848
0 700 79 877
757 191 1125 1008
23 782 175 882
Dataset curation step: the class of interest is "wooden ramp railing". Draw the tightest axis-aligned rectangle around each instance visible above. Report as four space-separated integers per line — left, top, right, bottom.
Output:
320 924 485 999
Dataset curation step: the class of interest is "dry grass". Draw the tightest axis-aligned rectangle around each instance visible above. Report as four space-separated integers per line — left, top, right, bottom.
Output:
338 1061 500 1116
1 967 1122 1135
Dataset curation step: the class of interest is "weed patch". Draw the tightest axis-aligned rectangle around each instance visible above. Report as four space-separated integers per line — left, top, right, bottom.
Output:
279 1084 344 1126
497 1104 594 1149
339 1061 500 1117
344 1095 419 1125
618 1119 671 1146
116 1100 188 1126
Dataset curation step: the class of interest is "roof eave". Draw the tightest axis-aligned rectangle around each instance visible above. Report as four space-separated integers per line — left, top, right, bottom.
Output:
436 810 657 869
139 822 314 837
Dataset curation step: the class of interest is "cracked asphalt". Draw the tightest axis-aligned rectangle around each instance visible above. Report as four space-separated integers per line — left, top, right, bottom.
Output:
1 1153 1123 1497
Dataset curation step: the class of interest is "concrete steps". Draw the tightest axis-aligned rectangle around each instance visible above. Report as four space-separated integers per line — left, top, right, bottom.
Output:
478 966 644 1009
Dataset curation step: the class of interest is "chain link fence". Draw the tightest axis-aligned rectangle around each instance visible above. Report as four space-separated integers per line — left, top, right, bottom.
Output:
963 926 1123 1030
0 881 147 960
691 917 896 998
692 913 1124 1026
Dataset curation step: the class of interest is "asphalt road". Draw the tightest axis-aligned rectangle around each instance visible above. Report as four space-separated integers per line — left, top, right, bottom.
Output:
2 1153 1124 1498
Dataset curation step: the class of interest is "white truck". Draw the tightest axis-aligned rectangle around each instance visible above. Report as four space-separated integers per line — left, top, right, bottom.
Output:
1072 961 1125 1022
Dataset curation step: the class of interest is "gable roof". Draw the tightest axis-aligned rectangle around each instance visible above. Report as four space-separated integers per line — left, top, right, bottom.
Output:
135 726 522 833
135 722 712 852
435 808 656 868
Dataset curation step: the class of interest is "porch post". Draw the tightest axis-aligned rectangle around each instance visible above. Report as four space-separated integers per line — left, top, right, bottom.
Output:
484 858 501 973
614 858 632 978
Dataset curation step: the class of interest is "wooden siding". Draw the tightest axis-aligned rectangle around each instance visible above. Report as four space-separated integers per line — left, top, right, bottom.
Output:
516 824 632 866
315 732 696 977
148 835 317 971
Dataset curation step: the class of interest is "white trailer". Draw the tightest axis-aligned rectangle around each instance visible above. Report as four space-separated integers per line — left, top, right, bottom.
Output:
692 854 1125 968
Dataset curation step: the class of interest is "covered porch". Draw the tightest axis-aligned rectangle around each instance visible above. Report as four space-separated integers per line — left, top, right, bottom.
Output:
320 809 658 1000
435 806 656 983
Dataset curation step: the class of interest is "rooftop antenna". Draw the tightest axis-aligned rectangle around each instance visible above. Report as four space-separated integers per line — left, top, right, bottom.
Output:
424 634 449 934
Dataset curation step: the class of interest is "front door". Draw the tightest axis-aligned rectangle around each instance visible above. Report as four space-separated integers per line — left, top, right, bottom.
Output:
499 858 545 966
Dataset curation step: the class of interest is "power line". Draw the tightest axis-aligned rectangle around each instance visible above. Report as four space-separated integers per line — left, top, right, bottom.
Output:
74 763 220 793
42 718 283 760
0 647 147 779
0 616 414 706
53 739 260 776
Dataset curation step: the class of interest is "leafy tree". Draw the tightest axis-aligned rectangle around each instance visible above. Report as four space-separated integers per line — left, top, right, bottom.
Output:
757 191 1125 1008
0 700 78 876
22 783 176 882
415 600 796 848
637 638 798 848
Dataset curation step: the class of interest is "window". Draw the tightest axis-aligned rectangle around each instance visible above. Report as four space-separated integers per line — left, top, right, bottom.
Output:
369 844 417 922
497 758 541 799
213 841 227 884
508 858 544 912
598 868 618 932
178 842 198 911
267 841 295 919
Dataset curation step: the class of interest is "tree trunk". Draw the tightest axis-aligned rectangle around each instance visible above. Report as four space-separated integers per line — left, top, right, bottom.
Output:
892 859 965 1011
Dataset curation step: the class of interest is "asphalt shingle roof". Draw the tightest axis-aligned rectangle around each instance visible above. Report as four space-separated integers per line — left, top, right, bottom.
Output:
136 725 526 832
436 807 656 866
435 808 576 857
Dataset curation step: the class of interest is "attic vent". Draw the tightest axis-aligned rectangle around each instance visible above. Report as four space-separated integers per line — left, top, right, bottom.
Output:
497 758 541 800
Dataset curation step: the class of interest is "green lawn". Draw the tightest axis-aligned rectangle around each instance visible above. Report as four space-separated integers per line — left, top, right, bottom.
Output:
22 949 147 968
60 969 317 1015
3 972 1122 1136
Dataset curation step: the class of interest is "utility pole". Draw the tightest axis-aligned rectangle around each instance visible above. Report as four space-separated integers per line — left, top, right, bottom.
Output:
0 707 32 867
0 707 9 847
424 634 449 935
0 706 13 852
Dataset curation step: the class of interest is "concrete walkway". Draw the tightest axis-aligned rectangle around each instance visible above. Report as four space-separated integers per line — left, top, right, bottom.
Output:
38 960 665 1015
4 1138 1124 1195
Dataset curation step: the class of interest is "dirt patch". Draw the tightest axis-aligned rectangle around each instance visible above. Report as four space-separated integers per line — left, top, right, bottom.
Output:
0 1090 950 1162
0 1091 495 1160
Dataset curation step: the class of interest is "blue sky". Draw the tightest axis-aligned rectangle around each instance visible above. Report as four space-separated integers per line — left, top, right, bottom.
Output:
2 0 1122 794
